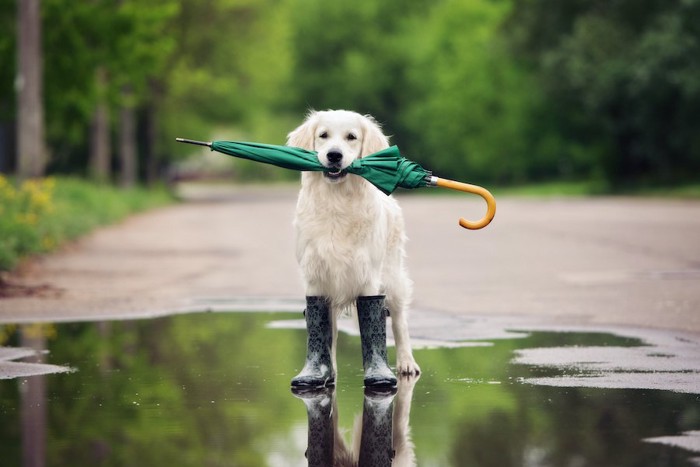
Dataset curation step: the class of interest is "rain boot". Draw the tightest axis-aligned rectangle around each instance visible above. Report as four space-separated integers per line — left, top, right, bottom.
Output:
291 386 335 467
291 296 335 388
357 295 397 388
359 387 397 467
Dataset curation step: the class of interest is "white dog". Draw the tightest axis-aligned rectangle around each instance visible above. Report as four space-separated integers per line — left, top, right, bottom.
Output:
287 109 420 378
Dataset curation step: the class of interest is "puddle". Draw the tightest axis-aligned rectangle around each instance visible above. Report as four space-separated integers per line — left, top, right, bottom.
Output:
1 312 699 466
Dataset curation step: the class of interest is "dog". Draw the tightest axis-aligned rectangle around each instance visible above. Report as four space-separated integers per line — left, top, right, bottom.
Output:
287 109 420 377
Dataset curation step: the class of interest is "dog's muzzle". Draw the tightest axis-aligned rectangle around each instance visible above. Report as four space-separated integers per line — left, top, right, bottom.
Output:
322 150 348 181
324 168 347 180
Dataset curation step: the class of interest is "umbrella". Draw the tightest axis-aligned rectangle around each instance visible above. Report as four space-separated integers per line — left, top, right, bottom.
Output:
176 138 496 230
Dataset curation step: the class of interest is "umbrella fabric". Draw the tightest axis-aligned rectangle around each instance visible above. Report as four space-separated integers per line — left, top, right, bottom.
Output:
346 146 430 194
211 141 324 173
209 141 431 195
180 137 495 230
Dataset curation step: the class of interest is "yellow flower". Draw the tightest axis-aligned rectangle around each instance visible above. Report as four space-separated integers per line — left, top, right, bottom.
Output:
30 189 52 211
43 177 56 190
17 212 38 225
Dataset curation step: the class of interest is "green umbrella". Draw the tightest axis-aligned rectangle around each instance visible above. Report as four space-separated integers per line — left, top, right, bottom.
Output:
176 138 495 230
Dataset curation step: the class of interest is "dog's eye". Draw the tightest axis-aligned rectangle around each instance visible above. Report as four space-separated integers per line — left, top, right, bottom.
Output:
346 133 357 141
319 132 328 139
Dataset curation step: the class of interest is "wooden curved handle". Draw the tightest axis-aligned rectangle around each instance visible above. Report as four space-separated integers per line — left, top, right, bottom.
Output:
434 178 496 230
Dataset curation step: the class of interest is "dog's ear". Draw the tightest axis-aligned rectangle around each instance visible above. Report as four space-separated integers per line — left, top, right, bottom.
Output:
287 111 317 150
361 114 390 157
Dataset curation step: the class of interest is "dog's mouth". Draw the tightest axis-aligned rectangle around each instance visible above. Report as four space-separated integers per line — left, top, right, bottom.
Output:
323 168 348 181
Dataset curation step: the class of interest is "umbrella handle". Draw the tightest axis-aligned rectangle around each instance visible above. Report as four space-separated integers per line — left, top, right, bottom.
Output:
432 177 496 230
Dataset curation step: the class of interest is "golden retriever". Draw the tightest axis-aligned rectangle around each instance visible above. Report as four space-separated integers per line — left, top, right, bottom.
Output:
287 109 420 377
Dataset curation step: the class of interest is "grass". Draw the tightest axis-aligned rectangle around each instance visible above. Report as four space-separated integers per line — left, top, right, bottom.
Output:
0 175 174 272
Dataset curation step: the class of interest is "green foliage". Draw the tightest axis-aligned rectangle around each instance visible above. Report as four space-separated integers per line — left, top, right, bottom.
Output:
1 0 698 188
400 0 542 184
36 0 179 171
0 175 172 271
506 0 700 186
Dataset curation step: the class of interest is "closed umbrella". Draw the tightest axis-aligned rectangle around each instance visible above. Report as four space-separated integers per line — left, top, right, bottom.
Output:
176 138 496 230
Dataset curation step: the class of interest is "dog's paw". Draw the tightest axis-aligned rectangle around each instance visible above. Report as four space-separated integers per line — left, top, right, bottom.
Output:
396 355 421 377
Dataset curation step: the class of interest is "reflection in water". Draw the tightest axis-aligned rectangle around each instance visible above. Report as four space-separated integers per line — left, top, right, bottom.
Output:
293 387 334 466
0 313 699 466
20 325 47 467
293 378 417 467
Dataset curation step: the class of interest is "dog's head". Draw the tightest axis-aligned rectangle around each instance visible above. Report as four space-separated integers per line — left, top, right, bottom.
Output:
287 110 389 185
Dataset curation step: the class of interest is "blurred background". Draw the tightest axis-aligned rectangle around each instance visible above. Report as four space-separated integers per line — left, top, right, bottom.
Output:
2 0 700 272
2 0 699 188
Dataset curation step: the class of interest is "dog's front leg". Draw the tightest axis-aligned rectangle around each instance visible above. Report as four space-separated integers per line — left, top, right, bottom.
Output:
393 375 419 466
290 296 336 388
390 307 421 376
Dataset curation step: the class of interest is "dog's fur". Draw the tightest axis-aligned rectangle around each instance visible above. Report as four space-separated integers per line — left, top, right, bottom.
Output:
287 109 419 376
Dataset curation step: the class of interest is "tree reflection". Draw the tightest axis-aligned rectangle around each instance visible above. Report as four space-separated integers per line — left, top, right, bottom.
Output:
20 325 47 467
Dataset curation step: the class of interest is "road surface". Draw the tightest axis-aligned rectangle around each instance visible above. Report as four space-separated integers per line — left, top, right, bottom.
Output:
2 184 699 336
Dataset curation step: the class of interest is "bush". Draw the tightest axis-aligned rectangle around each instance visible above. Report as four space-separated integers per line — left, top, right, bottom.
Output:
0 175 173 271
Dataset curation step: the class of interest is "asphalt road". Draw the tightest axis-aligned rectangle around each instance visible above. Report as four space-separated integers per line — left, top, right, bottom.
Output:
2 184 699 335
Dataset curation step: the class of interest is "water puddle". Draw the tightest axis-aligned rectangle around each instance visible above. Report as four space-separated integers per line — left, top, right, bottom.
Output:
1 312 699 466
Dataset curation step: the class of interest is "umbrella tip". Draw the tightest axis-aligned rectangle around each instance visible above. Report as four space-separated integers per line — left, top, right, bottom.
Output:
175 138 212 147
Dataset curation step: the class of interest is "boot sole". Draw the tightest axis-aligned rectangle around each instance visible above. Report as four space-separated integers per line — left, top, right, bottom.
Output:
290 377 335 389
364 377 397 388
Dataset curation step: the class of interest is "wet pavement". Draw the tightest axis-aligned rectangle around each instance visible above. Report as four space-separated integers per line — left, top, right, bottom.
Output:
1 310 699 466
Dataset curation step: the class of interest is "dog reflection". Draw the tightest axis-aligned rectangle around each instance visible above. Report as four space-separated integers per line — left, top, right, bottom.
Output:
292 377 418 466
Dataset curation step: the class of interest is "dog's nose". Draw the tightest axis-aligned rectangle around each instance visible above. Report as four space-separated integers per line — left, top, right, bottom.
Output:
327 151 342 165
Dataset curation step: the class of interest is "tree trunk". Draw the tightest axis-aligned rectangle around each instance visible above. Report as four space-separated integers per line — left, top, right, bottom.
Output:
144 98 158 186
118 86 137 188
89 67 111 183
144 79 164 187
17 0 46 179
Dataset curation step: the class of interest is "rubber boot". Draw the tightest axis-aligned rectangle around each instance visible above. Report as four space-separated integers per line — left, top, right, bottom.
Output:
291 387 334 467
357 295 397 388
291 296 335 388
359 387 396 467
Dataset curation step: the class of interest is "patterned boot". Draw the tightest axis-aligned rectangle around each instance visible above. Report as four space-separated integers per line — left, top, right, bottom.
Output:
359 387 397 467
357 295 397 388
291 296 335 388
291 387 335 467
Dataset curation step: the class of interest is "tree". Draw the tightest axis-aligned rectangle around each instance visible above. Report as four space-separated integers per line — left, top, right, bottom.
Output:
118 86 137 188
17 0 47 179
89 67 111 183
506 0 700 186
398 0 544 183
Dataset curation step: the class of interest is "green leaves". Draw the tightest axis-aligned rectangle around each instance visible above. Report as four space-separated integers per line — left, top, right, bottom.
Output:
507 0 700 185
1 0 697 187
